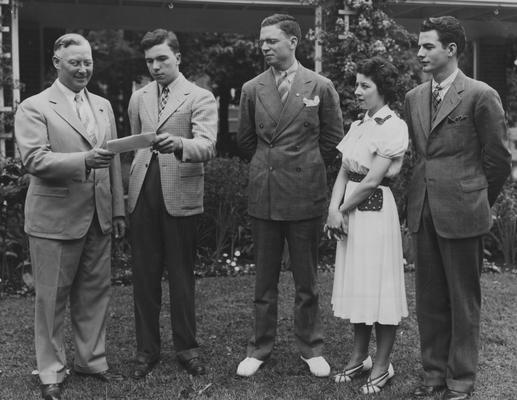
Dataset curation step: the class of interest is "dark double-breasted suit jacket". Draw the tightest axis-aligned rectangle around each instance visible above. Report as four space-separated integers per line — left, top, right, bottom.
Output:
238 64 344 221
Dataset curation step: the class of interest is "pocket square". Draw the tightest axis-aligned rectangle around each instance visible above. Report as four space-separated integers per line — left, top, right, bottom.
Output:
447 115 468 123
303 96 320 107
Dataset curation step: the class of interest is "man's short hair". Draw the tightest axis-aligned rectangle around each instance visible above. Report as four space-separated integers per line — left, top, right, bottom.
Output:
420 16 466 56
141 29 180 53
261 14 301 42
53 33 89 55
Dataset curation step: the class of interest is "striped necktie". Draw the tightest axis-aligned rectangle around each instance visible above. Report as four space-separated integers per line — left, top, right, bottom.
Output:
159 86 169 117
277 71 290 104
432 85 442 116
74 93 97 146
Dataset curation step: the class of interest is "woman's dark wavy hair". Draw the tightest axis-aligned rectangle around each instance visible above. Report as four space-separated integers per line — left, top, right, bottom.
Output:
356 56 399 105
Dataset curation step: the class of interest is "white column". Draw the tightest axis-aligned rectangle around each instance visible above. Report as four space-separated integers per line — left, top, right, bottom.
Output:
314 5 322 74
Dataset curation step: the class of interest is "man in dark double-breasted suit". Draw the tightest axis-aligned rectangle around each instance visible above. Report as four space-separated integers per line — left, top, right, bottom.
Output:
405 17 511 400
236 14 344 378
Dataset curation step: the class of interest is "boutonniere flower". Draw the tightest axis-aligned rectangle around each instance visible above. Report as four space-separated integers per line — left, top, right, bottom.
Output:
303 95 320 107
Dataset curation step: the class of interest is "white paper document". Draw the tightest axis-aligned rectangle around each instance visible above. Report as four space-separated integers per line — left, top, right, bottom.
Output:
106 132 157 153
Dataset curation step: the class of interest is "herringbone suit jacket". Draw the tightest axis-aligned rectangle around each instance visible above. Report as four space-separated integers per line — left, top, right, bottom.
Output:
127 74 218 216
405 70 511 238
15 81 125 240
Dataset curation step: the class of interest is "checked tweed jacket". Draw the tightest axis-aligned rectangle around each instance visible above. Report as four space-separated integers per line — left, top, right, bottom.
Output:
127 74 218 216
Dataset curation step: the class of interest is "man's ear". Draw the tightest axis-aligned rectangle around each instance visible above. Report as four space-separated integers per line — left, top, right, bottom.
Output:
176 52 181 65
290 36 298 50
447 42 458 57
52 55 60 70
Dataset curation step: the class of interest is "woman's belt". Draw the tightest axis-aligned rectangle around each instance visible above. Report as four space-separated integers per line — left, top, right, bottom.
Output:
347 171 391 187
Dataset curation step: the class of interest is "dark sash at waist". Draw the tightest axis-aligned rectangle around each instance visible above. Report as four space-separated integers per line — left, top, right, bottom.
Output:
347 171 391 187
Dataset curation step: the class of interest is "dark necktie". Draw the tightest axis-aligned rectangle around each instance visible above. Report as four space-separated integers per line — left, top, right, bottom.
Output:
159 86 169 117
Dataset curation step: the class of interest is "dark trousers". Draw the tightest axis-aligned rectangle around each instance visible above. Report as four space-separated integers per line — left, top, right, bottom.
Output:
247 217 324 360
130 156 199 363
415 197 482 393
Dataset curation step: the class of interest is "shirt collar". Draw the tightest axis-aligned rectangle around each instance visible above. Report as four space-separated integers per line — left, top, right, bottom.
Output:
55 79 85 102
159 72 185 95
272 60 298 81
432 68 459 91
364 104 391 121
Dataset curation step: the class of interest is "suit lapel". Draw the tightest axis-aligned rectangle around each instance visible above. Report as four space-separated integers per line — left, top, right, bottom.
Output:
417 81 432 139
157 76 191 130
142 82 159 128
257 69 283 124
430 71 465 132
273 66 314 140
48 82 94 146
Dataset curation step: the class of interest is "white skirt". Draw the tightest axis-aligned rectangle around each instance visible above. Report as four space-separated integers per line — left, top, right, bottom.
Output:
331 181 408 325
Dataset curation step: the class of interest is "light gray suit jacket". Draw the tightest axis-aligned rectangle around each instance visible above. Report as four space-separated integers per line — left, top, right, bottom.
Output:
15 81 125 240
127 74 218 216
405 70 511 238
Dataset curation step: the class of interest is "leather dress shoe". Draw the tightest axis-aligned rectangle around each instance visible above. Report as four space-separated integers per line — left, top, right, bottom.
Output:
76 369 124 382
41 383 61 400
132 359 158 379
179 357 206 376
413 384 446 397
442 389 470 400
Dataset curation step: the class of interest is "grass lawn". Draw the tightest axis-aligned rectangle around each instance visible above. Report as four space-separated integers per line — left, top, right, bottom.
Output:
0 271 515 400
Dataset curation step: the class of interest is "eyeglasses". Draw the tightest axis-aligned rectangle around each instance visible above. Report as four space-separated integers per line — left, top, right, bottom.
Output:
54 55 93 68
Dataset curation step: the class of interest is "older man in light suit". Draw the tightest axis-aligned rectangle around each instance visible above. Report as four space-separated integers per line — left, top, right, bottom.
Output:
127 29 217 379
236 14 344 378
405 17 511 400
15 33 125 400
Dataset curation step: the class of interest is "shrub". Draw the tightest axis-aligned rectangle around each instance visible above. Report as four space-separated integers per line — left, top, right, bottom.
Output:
198 157 253 267
486 179 517 268
0 157 30 293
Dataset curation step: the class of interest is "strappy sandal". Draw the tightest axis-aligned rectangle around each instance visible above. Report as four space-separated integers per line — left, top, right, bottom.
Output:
334 355 372 383
359 363 394 394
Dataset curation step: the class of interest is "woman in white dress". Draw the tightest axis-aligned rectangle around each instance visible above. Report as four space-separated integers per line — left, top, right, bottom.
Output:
324 57 409 395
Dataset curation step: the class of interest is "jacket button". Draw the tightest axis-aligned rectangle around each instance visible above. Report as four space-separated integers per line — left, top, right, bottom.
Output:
145 164 148 168
296 167 302 172
259 123 264 128
269 144 274 148
269 166 273 171
304 122 309 127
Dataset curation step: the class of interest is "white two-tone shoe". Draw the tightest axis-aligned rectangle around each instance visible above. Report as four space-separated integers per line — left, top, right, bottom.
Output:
236 357 264 377
301 356 331 378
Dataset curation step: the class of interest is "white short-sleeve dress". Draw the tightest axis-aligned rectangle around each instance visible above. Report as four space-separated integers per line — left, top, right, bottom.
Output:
331 105 409 325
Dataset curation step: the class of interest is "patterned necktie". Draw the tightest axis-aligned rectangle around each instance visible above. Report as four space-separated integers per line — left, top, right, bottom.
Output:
432 85 442 115
277 71 290 104
159 86 169 117
74 93 97 146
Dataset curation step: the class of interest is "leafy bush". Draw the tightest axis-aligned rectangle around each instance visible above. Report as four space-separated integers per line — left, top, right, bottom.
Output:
0 157 30 293
486 179 517 268
198 157 253 268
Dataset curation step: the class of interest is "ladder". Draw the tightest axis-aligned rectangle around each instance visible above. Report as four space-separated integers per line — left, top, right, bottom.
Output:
0 0 20 158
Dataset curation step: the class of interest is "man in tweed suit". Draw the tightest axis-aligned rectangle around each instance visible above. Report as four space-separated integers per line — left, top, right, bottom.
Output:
236 14 344 377
127 29 217 379
405 17 510 400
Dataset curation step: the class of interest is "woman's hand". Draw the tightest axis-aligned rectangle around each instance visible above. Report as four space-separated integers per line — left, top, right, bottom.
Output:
324 209 348 241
